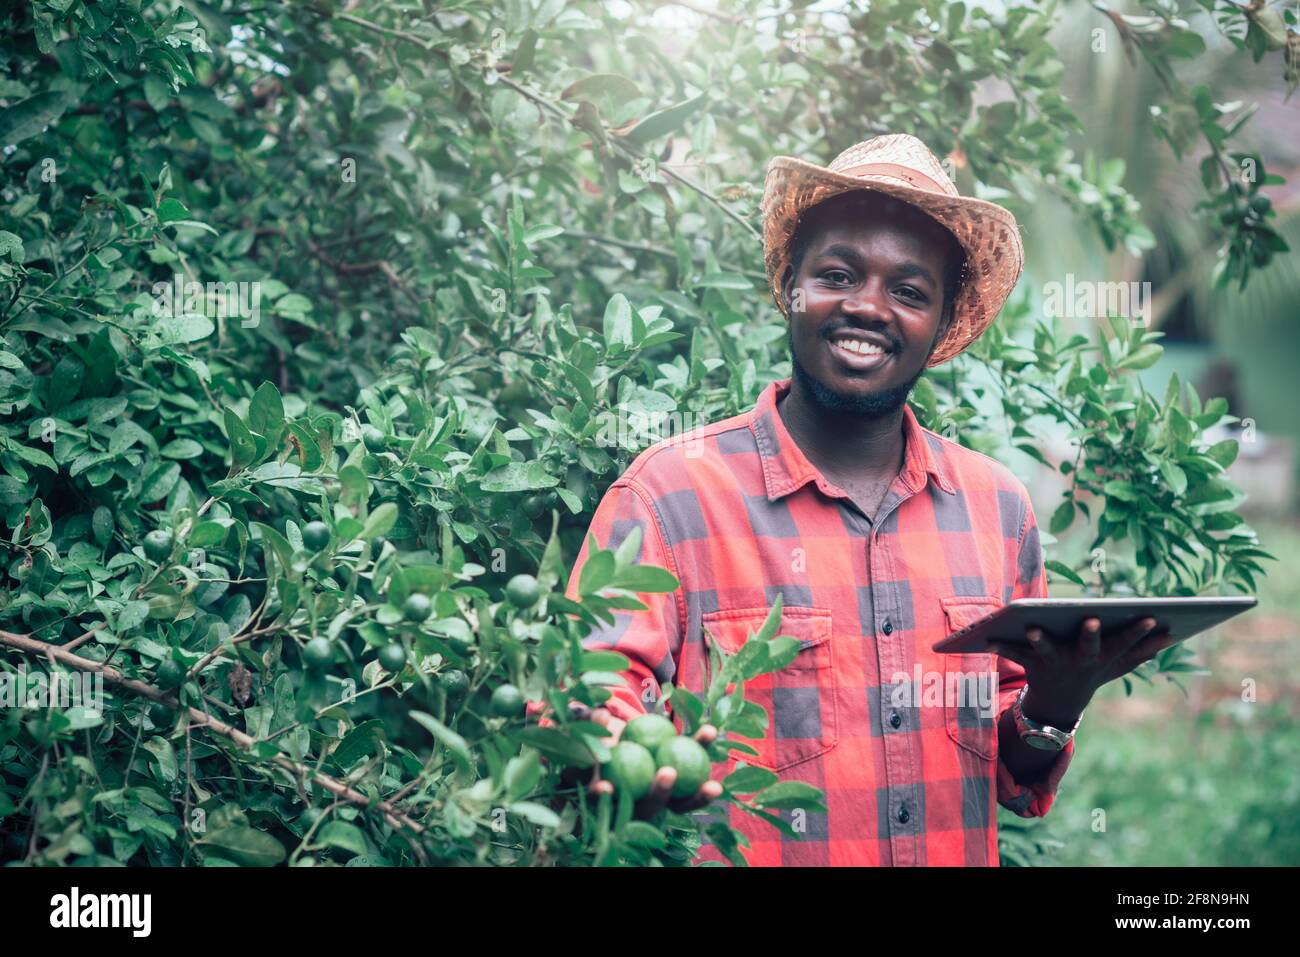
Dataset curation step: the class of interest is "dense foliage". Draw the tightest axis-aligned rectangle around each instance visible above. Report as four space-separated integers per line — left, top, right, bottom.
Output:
0 0 1287 865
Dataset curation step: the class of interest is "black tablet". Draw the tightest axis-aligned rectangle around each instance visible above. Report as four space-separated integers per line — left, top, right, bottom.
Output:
930 596 1258 655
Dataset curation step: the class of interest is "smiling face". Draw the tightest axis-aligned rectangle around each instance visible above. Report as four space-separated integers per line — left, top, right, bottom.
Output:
781 190 965 417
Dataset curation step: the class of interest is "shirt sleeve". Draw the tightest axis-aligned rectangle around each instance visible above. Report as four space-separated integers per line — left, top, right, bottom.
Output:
561 479 684 723
995 493 1074 817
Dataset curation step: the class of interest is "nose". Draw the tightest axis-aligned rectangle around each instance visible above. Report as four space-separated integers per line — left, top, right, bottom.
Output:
840 278 890 322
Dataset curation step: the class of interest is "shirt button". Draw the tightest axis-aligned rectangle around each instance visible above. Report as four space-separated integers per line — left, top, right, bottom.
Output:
897 806 910 824
881 618 893 635
889 710 902 729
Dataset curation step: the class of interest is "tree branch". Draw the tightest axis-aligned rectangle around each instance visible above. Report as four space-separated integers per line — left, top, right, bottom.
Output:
0 629 428 839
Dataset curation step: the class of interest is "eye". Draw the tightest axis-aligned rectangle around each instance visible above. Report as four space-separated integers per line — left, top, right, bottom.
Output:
820 269 853 285
895 285 926 303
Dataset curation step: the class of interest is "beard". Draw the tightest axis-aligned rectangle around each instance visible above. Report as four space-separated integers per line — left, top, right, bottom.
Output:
788 326 926 418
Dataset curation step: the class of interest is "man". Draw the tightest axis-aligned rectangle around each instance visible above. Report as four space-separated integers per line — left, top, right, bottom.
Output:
565 134 1177 865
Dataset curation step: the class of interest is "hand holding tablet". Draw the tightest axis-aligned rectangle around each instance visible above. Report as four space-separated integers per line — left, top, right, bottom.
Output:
931 597 1257 729
931 597 1257 656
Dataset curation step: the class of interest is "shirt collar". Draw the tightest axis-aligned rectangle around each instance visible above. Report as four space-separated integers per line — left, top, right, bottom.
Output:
748 377 957 502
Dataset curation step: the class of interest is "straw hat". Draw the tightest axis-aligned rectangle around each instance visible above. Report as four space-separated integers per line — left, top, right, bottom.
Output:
761 133 1024 367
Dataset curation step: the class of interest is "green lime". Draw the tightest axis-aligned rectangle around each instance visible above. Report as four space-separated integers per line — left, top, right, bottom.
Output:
443 629 474 654
402 593 433 622
377 643 406 673
143 529 173 562
505 574 540 609
655 736 711 799
302 637 334 671
155 659 184 690
302 521 331 552
623 713 677 753
521 494 550 519
440 668 469 699
148 701 173 726
362 424 386 453
490 683 525 718
605 741 656 801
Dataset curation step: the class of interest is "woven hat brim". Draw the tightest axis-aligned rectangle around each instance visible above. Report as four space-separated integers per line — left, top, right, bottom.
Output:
761 156 1024 367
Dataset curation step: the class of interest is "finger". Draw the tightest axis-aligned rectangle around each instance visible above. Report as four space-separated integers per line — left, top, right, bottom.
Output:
1075 616 1102 665
694 723 718 747
635 767 677 819
589 778 614 798
1102 616 1157 659
1102 631 1177 684
1128 629 1178 665
988 641 1032 667
1026 625 1062 664
671 779 723 814
589 708 626 746
568 701 592 721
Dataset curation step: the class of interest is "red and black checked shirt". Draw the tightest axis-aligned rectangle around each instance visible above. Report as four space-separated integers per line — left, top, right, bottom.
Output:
565 377 1072 866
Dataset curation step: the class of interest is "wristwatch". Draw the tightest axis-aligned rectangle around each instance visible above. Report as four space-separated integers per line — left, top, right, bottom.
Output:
1011 685 1081 751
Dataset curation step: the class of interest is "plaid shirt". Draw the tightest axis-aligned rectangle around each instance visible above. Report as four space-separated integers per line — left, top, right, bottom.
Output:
566 377 1072 866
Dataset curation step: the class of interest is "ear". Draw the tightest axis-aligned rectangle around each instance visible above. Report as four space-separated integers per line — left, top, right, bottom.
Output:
779 264 795 318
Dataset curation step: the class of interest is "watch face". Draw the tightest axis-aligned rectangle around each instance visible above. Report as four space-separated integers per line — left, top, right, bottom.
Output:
1025 731 1066 751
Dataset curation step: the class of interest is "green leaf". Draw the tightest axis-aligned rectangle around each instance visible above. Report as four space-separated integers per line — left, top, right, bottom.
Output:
410 711 473 772
202 826 286 866
618 93 708 145
317 821 368 856
1118 343 1162 370
139 463 181 503
508 802 561 828
752 780 826 810
142 737 178 782
578 549 616 595
0 231 25 262
360 502 398 540
141 312 215 349
1044 560 1085 586
1049 500 1075 535
612 564 679 593
1158 459 1188 496
514 726 594 768
522 223 564 245
505 751 543 802
224 408 258 471
602 294 634 349
561 73 642 106
247 381 285 440
723 765 778 794
479 461 559 493
157 197 190 223
331 719 387 768
0 92 70 147
161 438 203 459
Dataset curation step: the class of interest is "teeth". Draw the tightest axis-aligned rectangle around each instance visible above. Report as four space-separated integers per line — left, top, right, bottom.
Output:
832 339 884 356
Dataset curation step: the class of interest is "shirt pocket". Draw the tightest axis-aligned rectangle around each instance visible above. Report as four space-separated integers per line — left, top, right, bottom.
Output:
939 596 1003 762
701 606 836 772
